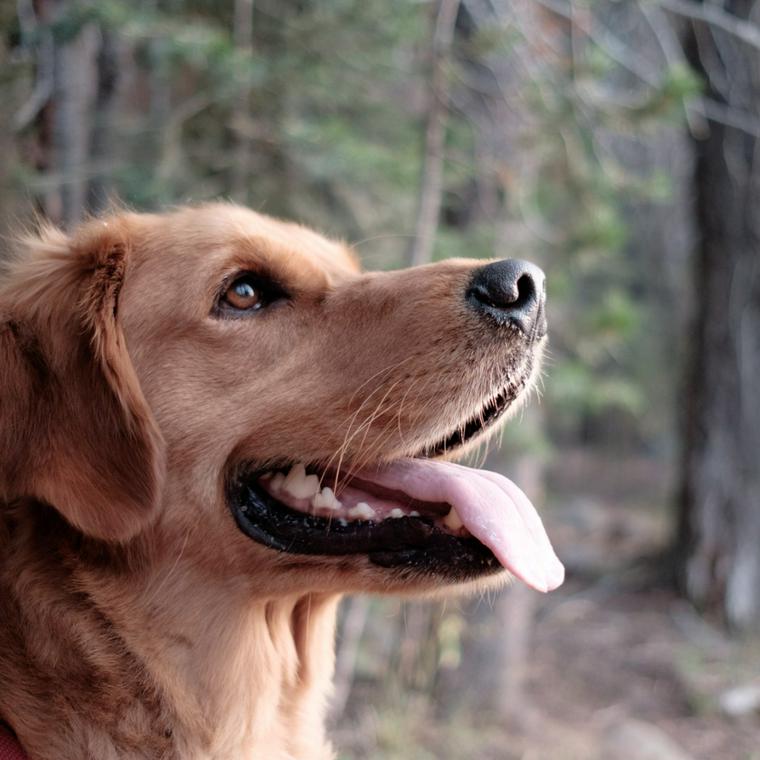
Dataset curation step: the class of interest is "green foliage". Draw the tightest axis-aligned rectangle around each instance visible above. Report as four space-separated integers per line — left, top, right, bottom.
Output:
550 360 645 417
478 11 695 448
1 0 696 455
433 223 495 263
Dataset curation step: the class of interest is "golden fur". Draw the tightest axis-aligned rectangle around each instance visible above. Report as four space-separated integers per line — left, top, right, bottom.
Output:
0 204 541 759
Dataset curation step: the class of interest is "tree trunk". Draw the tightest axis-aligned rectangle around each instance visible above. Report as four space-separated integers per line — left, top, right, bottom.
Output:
679 0 760 629
407 0 460 267
231 0 254 203
51 14 100 228
330 596 370 720
87 27 120 214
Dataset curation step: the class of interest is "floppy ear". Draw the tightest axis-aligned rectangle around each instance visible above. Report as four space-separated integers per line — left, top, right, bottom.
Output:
0 217 165 541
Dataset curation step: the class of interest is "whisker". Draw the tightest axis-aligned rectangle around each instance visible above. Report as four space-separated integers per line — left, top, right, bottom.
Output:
319 359 415 486
330 377 406 494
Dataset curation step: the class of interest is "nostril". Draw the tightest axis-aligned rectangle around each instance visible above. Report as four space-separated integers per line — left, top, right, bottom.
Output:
513 273 537 311
472 275 527 310
470 284 503 310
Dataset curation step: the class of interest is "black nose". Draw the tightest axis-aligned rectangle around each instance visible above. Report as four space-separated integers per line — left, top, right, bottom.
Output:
467 258 547 337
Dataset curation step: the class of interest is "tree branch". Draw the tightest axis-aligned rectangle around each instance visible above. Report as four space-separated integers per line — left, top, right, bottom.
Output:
13 0 55 132
407 0 461 267
659 0 760 51
231 0 254 203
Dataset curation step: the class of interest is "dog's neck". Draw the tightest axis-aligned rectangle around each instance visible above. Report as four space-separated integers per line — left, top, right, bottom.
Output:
0 506 340 760
110 564 341 760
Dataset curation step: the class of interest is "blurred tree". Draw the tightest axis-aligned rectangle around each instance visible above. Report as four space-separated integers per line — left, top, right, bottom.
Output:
3 9 759 752
230 0 254 203
678 0 760 630
407 0 460 266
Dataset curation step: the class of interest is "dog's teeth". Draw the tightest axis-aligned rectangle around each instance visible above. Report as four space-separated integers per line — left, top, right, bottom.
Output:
282 463 320 499
269 472 285 493
348 502 375 520
281 467 304 496
312 487 342 511
283 462 306 486
299 474 321 498
442 506 463 531
389 508 405 519
409 511 420 517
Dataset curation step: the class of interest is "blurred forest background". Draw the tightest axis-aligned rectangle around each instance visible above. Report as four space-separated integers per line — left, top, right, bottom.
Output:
1 0 759 757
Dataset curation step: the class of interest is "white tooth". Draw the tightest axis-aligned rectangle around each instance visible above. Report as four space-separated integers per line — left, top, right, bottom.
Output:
298 474 321 498
409 511 420 517
348 502 375 520
282 463 321 500
269 473 285 493
443 507 463 531
283 462 306 487
389 508 405 519
324 487 343 509
312 487 342 511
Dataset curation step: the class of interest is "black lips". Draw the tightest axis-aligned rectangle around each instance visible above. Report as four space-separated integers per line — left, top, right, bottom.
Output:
227 472 500 579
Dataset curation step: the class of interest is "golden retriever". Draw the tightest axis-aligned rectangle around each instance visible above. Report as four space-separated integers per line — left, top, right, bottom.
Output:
0 204 563 760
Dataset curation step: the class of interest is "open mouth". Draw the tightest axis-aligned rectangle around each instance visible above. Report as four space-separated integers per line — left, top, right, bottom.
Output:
228 379 563 591
230 462 500 580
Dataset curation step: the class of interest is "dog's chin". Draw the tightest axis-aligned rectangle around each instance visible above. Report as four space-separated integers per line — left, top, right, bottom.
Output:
225 359 542 588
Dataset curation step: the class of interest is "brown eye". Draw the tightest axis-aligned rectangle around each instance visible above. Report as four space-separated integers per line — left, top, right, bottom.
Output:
215 272 288 318
223 277 262 311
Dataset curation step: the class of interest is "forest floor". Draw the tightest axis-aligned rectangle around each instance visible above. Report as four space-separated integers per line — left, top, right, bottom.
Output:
334 450 760 760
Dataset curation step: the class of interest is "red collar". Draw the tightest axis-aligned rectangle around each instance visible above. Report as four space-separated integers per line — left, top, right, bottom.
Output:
0 723 27 760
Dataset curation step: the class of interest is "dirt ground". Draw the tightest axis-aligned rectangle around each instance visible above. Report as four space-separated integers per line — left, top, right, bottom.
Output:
334 452 760 759
520 579 760 759
527 452 760 759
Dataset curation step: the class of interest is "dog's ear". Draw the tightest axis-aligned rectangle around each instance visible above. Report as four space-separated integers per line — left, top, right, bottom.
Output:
0 217 165 541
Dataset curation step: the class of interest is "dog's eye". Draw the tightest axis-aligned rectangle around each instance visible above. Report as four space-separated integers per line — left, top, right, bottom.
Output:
224 277 262 311
214 272 287 318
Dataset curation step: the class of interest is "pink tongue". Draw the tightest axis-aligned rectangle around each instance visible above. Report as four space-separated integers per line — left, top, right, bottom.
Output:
357 459 564 593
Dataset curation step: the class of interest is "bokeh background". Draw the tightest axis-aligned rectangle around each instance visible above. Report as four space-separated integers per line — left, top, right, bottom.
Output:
1 1 759 758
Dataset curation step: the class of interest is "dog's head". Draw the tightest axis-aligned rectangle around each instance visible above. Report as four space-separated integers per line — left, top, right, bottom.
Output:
0 204 562 595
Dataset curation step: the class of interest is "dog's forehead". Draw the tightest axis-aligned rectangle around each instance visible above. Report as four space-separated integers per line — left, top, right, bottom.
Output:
140 204 361 285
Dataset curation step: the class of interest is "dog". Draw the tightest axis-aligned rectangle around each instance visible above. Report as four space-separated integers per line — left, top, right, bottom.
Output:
0 203 563 760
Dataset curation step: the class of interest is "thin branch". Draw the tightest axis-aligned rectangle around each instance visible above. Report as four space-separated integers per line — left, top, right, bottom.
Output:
13 64 53 132
535 0 662 87
659 0 760 51
15 0 36 51
407 0 461 267
330 597 370 721
13 1 55 132
156 94 214 184
637 0 709 137
231 0 254 203
697 97 760 138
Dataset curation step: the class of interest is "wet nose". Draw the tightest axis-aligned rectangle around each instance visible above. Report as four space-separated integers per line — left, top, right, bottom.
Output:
467 259 547 338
